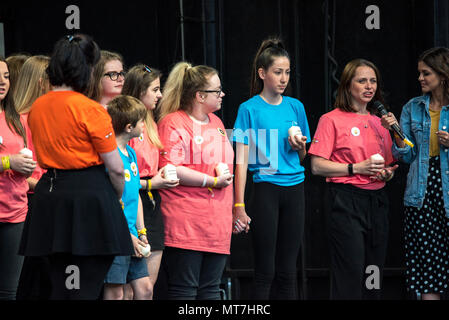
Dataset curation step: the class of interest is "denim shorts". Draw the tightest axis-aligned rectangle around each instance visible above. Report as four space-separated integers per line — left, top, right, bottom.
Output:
104 255 149 284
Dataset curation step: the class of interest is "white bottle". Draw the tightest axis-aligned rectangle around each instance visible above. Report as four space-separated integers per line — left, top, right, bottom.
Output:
163 164 178 181
215 163 230 176
20 148 33 158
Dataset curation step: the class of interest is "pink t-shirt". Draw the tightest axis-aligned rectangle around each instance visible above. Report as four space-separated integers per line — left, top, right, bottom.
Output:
0 112 29 223
128 120 160 178
158 111 234 254
308 108 394 190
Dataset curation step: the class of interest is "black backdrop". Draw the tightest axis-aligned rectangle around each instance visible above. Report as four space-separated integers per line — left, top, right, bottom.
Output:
1 0 447 299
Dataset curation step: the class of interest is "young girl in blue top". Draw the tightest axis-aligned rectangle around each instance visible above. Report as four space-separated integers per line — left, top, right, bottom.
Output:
232 38 310 300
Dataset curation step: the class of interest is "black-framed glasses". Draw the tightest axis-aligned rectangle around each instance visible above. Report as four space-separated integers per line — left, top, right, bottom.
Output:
103 71 126 81
143 65 152 73
200 89 223 98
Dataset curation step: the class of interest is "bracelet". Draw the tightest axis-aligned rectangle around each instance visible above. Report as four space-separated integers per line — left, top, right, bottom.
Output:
1 156 11 171
138 228 147 237
212 177 218 188
147 179 152 191
234 203 245 208
201 174 208 188
348 163 354 176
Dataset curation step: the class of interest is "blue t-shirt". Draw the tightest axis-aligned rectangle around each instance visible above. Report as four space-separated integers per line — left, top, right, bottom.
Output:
232 95 311 186
118 145 141 237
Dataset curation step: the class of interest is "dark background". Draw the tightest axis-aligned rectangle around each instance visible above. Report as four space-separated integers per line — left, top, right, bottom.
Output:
2 0 449 300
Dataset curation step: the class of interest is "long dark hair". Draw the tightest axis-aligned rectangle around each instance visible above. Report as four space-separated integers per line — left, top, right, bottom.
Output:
250 37 290 97
0 57 27 149
419 47 449 102
47 34 100 94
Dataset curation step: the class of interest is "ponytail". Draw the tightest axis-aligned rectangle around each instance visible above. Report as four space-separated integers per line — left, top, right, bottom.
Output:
250 37 290 97
158 62 217 122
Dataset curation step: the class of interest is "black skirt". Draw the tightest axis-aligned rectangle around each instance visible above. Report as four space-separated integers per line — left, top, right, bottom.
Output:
19 165 134 257
140 187 165 251
404 156 449 293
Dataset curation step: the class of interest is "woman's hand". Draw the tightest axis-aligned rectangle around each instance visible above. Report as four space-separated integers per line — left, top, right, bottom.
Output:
288 135 308 151
131 234 148 258
232 206 251 234
371 164 399 182
151 168 180 189
9 153 37 177
380 112 399 131
354 157 385 176
214 173 233 189
436 131 449 148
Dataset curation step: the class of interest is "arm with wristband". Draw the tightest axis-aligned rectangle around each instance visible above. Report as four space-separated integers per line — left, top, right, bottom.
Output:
233 143 252 234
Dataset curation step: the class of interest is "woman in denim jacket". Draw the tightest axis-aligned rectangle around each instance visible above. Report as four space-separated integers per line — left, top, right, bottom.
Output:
382 47 449 300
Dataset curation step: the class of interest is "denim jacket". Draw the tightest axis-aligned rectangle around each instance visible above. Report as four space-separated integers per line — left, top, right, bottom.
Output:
393 94 449 217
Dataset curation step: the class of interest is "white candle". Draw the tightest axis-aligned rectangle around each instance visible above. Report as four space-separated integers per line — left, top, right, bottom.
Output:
288 126 302 139
370 153 384 162
215 163 230 176
138 243 151 257
20 148 33 158
163 164 178 181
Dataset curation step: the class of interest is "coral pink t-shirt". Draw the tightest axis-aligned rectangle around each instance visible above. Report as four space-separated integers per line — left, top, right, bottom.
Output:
308 108 394 190
0 112 30 223
22 113 45 183
158 111 234 254
128 120 160 179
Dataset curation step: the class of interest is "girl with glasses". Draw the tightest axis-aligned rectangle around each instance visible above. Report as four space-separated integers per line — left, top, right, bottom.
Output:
87 51 125 107
157 62 234 300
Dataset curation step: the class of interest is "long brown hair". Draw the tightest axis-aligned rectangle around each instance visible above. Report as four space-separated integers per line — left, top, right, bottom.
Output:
0 57 27 149
122 64 163 149
87 50 124 102
250 37 290 97
334 59 385 114
419 47 449 102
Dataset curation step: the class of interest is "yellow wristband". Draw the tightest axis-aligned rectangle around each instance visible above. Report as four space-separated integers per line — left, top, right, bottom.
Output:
212 177 218 188
138 228 147 237
147 179 152 191
234 203 245 208
1 156 10 171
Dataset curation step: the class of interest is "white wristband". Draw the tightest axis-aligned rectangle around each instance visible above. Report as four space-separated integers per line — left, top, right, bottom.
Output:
201 174 208 188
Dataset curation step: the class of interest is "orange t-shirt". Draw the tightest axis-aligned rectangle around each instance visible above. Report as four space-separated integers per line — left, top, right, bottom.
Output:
28 91 117 169
158 111 234 255
128 120 160 178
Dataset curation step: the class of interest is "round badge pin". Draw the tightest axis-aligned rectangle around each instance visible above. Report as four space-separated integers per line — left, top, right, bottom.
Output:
131 163 138 176
194 136 204 145
124 169 131 182
351 127 361 137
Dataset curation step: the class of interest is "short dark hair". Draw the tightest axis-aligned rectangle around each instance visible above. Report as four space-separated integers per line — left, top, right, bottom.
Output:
47 34 100 93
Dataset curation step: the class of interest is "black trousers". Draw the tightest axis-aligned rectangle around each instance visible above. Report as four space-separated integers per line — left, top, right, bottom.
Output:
248 182 305 300
326 183 389 300
0 222 24 300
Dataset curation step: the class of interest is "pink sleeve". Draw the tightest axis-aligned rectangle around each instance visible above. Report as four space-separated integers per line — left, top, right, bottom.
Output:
23 114 45 180
308 115 336 160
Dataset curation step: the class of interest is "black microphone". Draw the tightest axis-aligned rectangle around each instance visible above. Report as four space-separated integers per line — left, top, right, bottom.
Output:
374 101 414 148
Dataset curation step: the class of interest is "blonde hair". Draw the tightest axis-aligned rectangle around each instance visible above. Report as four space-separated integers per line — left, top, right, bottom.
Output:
87 50 124 102
122 64 163 149
158 62 217 121
107 95 147 135
13 55 50 114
